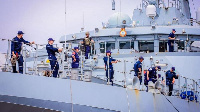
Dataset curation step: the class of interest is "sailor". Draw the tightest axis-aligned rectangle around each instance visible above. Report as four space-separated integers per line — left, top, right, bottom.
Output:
168 29 176 52
82 32 94 59
144 66 161 85
134 56 144 84
166 67 179 96
11 31 35 74
71 47 80 68
46 38 62 78
103 50 117 85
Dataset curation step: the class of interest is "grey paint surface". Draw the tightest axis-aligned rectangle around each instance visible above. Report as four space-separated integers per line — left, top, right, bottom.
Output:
0 72 199 112
0 95 116 112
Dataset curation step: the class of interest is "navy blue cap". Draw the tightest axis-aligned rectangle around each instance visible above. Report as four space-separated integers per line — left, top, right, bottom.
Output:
106 50 112 53
157 66 161 70
74 47 79 50
172 67 175 71
139 56 144 60
17 31 24 34
172 29 176 32
48 38 55 41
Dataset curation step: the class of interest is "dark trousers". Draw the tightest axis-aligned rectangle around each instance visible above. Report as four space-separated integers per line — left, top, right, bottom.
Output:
12 54 23 74
12 66 17 73
106 68 114 84
50 60 59 78
168 84 173 96
71 62 79 68
85 45 91 59
144 78 157 91
169 45 174 52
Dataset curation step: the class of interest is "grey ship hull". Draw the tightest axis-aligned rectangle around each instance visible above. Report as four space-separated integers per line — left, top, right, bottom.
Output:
0 72 199 112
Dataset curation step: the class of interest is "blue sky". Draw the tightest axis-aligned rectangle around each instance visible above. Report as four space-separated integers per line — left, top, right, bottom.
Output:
0 0 200 53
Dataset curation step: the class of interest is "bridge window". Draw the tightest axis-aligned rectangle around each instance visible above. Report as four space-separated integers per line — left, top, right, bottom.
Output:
106 42 115 51
138 41 154 52
119 41 134 49
99 42 115 53
159 40 168 52
175 40 185 50
119 41 130 49
99 42 105 53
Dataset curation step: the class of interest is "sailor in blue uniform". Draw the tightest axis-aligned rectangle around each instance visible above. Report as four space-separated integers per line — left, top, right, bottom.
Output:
166 67 179 96
71 47 80 68
144 66 161 85
168 29 176 52
46 38 62 78
134 56 144 84
82 32 94 59
103 50 117 85
11 31 35 74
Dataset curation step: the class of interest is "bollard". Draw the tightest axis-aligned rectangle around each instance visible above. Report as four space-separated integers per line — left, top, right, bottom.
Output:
132 76 140 90
71 68 79 80
84 70 92 82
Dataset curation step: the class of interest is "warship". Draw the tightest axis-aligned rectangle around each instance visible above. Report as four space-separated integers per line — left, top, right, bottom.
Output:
0 0 200 112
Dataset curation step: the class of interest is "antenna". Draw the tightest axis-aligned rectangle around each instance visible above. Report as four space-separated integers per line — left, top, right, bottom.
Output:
64 0 67 48
81 12 85 32
168 0 169 8
120 0 121 13
112 0 115 10
120 0 121 22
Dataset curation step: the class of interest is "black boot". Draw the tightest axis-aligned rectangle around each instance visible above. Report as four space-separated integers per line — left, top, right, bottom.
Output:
12 66 17 73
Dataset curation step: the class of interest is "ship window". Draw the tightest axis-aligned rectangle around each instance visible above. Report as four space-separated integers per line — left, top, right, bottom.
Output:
99 42 105 53
191 41 200 52
138 41 154 52
175 40 185 50
119 41 134 49
159 40 168 52
119 41 130 49
106 42 115 51
99 42 115 53
131 42 134 49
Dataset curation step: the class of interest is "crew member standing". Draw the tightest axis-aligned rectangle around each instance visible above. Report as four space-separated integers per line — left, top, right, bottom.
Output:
46 38 62 78
166 67 179 96
11 31 35 74
103 50 117 85
134 56 144 84
82 32 94 59
71 47 80 68
168 29 176 52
